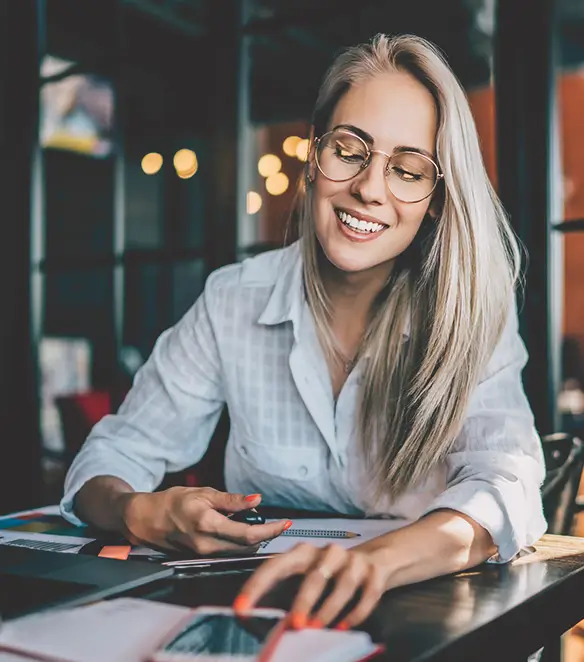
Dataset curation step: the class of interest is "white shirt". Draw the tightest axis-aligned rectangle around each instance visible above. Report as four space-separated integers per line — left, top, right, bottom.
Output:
61 242 547 562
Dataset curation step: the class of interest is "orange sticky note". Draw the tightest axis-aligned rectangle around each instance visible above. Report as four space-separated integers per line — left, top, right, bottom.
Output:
97 545 131 560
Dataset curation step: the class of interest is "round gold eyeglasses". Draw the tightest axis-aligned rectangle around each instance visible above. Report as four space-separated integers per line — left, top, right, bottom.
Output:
314 129 443 204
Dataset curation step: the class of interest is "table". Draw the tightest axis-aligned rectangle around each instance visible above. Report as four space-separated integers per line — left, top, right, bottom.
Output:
124 534 584 662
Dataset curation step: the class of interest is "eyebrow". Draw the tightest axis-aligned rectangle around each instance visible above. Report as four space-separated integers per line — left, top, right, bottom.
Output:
333 123 437 161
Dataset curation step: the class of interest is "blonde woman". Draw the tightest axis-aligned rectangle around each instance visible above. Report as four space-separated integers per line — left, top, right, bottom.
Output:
62 34 546 628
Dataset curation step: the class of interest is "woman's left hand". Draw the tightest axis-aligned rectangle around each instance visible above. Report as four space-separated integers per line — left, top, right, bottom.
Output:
233 542 391 629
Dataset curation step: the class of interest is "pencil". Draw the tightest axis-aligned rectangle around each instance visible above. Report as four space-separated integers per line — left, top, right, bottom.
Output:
280 529 361 539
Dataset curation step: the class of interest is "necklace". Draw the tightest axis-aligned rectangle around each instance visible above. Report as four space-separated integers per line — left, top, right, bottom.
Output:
337 349 358 374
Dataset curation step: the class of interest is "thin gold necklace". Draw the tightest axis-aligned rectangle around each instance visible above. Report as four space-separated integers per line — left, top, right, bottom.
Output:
336 347 358 373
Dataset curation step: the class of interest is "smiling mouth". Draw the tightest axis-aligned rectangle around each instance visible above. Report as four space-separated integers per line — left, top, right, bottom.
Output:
335 209 388 234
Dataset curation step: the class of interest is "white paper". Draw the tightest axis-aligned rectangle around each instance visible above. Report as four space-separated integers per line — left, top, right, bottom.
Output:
269 629 379 662
258 518 407 554
0 653 39 661
158 518 409 568
0 598 190 662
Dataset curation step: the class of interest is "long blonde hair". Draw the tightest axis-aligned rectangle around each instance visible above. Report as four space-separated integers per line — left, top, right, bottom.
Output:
297 34 521 499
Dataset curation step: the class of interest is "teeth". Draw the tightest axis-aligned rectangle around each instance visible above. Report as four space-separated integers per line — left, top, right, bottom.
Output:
337 211 385 234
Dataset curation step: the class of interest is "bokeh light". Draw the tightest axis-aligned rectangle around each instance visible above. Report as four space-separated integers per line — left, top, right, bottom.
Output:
266 172 289 196
283 136 302 157
173 149 198 178
258 154 282 178
246 191 262 214
295 139 310 162
141 152 163 175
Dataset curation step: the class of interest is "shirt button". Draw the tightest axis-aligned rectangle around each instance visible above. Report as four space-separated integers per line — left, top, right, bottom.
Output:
299 465 308 477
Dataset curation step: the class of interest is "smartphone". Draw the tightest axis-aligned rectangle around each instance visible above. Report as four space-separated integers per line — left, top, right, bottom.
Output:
150 605 287 661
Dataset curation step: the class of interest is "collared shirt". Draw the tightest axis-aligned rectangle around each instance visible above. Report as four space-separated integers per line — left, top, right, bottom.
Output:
61 241 547 562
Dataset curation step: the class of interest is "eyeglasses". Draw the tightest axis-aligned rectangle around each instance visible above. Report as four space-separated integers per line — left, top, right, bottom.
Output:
314 129 443 204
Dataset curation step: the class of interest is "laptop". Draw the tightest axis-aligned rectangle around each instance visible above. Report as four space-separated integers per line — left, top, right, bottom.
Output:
0 545 173 620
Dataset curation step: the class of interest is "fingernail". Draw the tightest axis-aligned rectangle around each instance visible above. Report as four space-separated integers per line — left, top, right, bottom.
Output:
245 493 261 502
336 620 350 631
283 520 293 531
290 612 308 629
308 618 324 629
233 594 251 613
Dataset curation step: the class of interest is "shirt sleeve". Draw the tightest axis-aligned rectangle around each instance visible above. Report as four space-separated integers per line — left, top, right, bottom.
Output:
421 303 548 563
60 277 226 526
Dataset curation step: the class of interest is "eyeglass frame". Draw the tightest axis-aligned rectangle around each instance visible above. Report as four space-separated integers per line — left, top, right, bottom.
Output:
312 128 444 204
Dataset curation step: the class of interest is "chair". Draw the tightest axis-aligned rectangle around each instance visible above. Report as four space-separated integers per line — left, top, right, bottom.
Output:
55 391 113 461
541 432 584 536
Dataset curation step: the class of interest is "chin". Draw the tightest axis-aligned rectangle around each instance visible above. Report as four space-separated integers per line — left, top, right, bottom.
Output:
320 242 384 274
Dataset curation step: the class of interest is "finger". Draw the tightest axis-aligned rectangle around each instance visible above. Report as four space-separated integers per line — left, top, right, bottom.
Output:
201 488 263 513
174 531 260 556
289 544 349 623
339 566 387 628
212 513 293 546
312 555 368 626
235 543 319 613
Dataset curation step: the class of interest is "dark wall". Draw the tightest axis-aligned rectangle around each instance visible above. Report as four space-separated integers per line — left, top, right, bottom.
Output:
0 0 43 511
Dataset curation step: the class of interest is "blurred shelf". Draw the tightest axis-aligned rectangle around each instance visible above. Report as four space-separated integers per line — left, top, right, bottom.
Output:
553 219 584 232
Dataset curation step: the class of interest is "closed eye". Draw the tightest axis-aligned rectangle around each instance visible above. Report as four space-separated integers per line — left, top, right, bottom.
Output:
390 166 424 182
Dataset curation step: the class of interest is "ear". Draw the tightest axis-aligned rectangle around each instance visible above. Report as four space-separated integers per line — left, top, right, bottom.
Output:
427 183 445 220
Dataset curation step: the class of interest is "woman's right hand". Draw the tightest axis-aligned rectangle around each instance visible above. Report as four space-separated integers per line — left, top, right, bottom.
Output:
116 487 291 555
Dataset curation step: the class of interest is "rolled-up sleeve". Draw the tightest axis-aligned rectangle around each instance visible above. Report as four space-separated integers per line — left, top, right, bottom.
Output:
60 275 226 525
422 304 547 562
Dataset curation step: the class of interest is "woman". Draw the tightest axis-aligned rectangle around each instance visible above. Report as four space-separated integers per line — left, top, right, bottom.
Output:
62 34 546 629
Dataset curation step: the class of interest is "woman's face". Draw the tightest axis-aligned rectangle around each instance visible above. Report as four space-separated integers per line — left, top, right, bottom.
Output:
311 71 439 275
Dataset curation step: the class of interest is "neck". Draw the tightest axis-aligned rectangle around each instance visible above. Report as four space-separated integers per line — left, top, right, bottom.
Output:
320 254 394 320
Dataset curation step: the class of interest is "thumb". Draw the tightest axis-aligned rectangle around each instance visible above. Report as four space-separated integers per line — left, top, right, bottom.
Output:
208 490 262 512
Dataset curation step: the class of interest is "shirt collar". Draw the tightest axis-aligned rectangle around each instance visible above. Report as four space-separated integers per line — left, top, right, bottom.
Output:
257 241 304 330
257 240 411 341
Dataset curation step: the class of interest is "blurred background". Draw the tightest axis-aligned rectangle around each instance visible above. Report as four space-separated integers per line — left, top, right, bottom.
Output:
1 0 584 512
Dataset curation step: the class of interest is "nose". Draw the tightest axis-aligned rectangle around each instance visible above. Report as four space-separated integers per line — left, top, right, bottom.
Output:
349 152 389 206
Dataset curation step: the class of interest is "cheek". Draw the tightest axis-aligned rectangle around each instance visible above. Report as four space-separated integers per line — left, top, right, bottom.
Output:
312 179 344 224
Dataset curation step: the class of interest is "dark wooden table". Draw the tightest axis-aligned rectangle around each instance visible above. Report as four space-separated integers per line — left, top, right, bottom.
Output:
126 534 584 662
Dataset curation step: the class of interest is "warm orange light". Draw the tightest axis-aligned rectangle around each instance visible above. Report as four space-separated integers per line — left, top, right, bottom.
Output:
258 154 282 178
177 169 197 179
295 139 310 162
141 152 163 175
266 172 289 196
173 149 198 176
246 191 262 214
283 136 302 157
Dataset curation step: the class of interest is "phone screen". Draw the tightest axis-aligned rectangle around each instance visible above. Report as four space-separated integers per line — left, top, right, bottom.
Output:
159 612 283 658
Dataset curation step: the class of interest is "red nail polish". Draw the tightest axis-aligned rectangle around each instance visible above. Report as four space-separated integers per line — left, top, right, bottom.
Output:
283 520 293 531
245 493 261 502
336 620 350 631
233 594 251 613
290 612 308 629
309 618 324 629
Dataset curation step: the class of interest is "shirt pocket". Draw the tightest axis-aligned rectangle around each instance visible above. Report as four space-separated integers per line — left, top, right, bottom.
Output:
231 433 323 482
